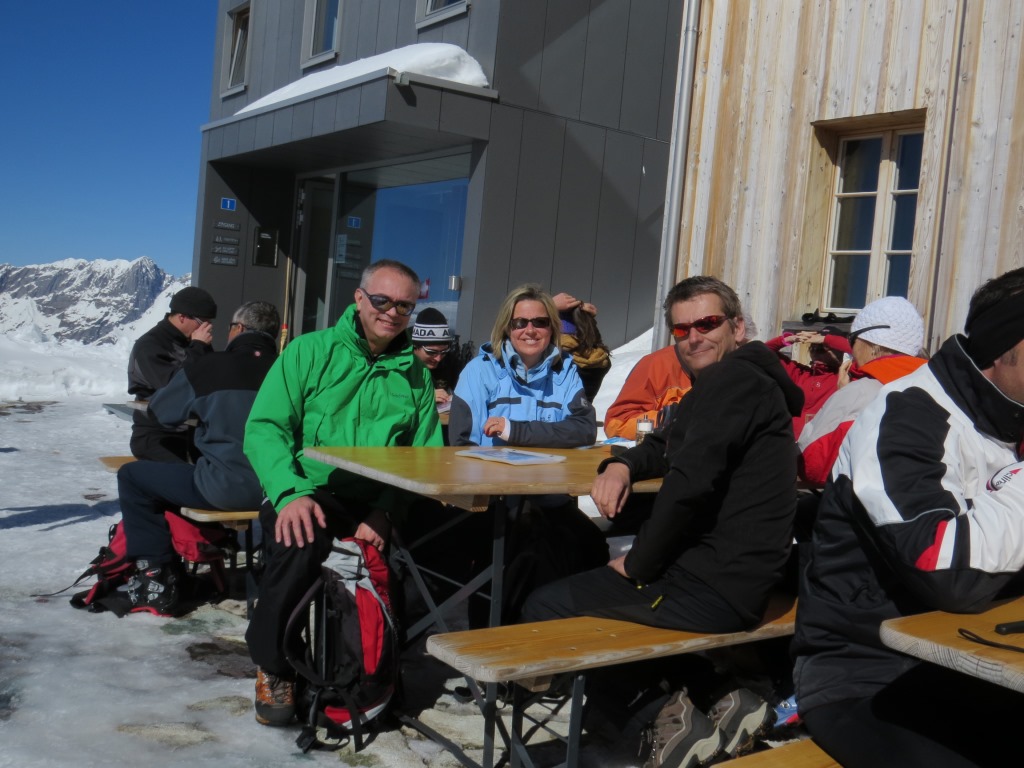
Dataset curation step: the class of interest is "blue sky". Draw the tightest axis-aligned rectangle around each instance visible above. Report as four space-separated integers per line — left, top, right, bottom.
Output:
0 4 218 277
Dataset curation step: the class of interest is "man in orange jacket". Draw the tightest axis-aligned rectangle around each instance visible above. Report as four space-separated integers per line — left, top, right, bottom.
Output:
603 289 694 439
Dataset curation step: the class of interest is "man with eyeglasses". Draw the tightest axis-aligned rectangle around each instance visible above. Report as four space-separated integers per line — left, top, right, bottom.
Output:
127 286 217 463
523 276 804 767
242 258 442 727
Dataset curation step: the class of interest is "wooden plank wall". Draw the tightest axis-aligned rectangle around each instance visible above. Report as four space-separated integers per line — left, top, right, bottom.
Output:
678 0 1024 351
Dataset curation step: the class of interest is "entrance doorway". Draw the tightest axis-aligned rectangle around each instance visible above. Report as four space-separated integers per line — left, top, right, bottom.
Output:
296 152 471 337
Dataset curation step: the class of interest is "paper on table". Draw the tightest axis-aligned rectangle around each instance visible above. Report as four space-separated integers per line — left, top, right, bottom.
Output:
455 447 567 465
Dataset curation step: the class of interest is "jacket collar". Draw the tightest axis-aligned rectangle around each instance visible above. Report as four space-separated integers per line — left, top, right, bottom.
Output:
930 335 1024 444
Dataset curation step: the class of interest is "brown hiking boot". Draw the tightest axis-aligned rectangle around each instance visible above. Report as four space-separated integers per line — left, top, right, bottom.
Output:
254 667 296 726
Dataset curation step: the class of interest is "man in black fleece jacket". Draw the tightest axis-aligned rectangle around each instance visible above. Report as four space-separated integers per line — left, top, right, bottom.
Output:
523 276 803 767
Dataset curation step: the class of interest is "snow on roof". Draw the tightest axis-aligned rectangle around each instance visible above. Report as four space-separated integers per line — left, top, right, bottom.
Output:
236 43 490 116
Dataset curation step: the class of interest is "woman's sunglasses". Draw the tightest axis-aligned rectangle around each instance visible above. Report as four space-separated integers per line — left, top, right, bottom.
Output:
509 317 552 330
670 314 729 340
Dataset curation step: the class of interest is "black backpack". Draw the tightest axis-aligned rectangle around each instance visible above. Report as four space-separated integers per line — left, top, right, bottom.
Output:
283 538 400 753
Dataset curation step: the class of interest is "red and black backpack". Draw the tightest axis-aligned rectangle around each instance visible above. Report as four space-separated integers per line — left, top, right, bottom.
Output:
284 537 400 753
62 514 230 615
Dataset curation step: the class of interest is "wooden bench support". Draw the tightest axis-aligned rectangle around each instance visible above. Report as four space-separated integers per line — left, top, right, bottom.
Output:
729 738 839 767
99 455 136 473
424 593 797 768
181 507 260 618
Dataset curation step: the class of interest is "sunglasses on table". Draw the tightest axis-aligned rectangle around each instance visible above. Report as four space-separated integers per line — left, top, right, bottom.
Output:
670 314 730 339
509 316 552 330
362 292 416 316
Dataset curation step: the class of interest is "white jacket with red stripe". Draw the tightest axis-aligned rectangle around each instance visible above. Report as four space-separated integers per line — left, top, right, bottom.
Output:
796 354 927 488
793 335 1024 712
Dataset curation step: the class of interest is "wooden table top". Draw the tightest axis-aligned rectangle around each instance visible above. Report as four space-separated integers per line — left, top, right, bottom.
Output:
304 445 662 511
880 596 1024 693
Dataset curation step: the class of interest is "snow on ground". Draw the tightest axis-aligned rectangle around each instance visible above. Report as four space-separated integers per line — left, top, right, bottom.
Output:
0 324 654 767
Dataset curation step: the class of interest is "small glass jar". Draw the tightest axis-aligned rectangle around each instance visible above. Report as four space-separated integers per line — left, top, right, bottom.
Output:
636 416 654 444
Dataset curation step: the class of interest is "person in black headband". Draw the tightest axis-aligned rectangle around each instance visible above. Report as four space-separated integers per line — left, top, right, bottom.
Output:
964 281 1024 369
793 266 1024 768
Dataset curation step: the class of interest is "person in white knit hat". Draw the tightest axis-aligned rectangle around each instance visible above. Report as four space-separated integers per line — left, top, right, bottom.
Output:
797 295 927 488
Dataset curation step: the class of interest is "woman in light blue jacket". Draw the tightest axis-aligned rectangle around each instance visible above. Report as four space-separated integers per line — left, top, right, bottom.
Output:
448 284 605 627
449 284 597 448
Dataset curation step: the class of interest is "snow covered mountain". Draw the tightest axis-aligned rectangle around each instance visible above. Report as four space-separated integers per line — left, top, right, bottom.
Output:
0 257 186 344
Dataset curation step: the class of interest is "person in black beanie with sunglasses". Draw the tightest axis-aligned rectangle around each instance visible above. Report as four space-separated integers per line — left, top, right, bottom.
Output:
792 270 1024 768
522 276 804 767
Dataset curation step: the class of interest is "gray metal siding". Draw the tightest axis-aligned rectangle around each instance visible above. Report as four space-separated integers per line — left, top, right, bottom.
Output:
627 138 670 340
507 112 566 289
550 121 606 301
357 1 381 59
376 0 401 51
656 0 682 142
194 165 294 342
537 0 590 120
590 131 645 343
469 105 523 345
493 0 546 110
579 0 629 128
439 91 492 140
620 0 671 137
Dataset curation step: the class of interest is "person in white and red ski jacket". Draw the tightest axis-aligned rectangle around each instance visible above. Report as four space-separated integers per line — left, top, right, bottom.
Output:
793 269 1024 767
796 297 926 488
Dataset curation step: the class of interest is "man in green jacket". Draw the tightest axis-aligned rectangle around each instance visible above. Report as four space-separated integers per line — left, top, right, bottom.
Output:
243 259 442 726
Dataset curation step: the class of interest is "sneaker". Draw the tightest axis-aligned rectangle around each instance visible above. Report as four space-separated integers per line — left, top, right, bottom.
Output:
708 688 773 757
772 694 801 729
639 690 723 768
255 668 296 726
119 559 180 616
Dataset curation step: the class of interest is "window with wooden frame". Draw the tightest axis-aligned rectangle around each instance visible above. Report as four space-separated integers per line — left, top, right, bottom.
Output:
823 129 923 311
302 0 341 69
222 4 251 96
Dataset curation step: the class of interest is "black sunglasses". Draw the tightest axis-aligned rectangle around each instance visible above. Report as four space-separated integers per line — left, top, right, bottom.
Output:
362 292 416 316
849 324 890 345
671 314 729 339
509 316 552 330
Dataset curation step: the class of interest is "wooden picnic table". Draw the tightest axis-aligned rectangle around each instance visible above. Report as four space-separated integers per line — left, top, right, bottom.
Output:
880 596 1024 693
304 443 663 768
303 445 662 512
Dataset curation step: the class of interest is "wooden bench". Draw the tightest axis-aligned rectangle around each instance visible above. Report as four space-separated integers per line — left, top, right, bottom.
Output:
99 455 136 472
729 738 838 767
424 593 797 768
98 458 260 615
181 507 260 617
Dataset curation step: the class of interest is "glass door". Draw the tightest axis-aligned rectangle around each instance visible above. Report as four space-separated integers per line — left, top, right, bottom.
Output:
327 153 471 332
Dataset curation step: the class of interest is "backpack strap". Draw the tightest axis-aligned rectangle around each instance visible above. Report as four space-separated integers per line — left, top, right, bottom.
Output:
283 575 345 689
